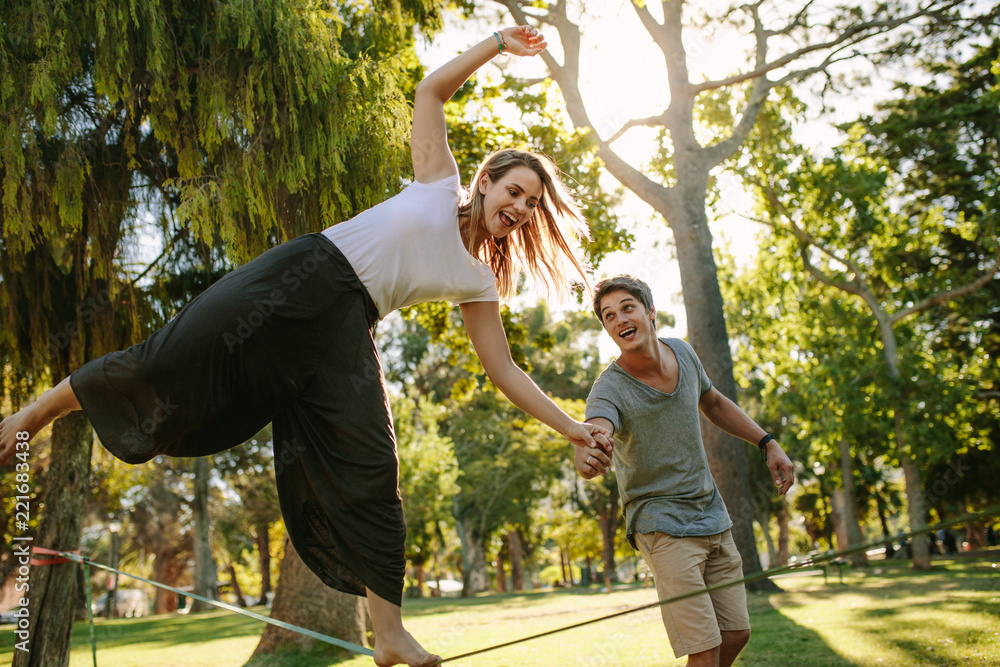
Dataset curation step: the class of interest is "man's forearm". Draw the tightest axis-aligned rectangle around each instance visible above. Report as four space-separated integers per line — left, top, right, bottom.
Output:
703 393 767 444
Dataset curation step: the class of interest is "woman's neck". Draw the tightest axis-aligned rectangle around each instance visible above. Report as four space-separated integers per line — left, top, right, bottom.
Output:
459 215 488 256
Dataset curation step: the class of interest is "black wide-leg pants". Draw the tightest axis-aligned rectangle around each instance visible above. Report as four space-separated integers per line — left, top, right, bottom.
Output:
70 233 406 605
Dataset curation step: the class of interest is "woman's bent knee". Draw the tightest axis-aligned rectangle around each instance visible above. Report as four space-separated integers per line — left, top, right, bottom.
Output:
111 430 159 464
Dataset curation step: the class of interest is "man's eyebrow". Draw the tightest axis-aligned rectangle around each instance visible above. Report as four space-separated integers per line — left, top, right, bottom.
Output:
600 296 637 314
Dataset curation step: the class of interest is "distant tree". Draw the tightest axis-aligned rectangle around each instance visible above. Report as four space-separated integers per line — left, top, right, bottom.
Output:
718 240 877 566
213 426 283 605
127 469 194 614
446 389 568 595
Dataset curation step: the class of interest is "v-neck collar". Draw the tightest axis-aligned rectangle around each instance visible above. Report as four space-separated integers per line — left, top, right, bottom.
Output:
612 338 681 397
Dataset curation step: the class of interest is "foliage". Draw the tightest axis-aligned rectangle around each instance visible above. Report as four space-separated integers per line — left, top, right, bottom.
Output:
721 38 999 568
0 0 436 380
0 0 449 644
517 302 604 400
211 426 283 598
446 389 568 546
393 389 459 569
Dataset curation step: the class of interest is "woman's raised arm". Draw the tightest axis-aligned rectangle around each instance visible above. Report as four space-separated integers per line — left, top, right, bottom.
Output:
411 26 547 184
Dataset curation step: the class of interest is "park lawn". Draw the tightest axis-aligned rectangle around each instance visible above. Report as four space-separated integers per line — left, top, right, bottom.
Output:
1 554 997 666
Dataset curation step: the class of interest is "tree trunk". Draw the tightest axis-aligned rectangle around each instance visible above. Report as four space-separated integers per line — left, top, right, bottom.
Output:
455 517 488 596
253 537 369 658
837 438 869 567
13 412 92 667
255 519 271 603
831 488 848 553
227 562 247 607
507 530 524 591
413 561 426 596
495 549 507 593
900 451 931 569
598 492 619 593
670 174 772 591
189 457 217 612
777 495 790 566
152 552 183 614
432 550 442 597
876 494 895 559
759 520 777 570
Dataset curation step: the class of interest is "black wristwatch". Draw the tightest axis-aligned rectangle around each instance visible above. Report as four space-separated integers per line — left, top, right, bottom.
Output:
757 433 774 463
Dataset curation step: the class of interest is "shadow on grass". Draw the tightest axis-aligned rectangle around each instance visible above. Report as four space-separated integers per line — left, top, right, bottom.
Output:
242 642 358 667
762 555 1000 666
740 593 856 666
68 607 269 652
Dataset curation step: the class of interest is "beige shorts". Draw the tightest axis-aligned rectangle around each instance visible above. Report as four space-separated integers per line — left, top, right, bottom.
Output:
634 529 750 658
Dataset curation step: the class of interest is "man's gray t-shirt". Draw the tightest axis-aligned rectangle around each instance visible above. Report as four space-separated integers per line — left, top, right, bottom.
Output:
585 338 732 548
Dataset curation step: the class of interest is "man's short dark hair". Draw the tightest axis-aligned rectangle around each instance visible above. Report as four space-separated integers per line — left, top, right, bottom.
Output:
592 275 654 320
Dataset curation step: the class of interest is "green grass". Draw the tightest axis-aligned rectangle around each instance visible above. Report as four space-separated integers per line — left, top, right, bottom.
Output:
2 553 998 666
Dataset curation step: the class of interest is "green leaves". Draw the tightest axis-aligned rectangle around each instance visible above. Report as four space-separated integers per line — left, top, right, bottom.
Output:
0 0 447 381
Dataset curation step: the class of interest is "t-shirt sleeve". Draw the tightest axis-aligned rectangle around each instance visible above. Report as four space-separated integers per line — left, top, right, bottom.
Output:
422 174 500 306
585 375 623 434
684 340 713 396
452 279 499 306
414 173 462 190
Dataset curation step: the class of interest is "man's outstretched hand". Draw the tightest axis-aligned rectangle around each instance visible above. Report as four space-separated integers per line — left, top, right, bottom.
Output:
766 440 795 495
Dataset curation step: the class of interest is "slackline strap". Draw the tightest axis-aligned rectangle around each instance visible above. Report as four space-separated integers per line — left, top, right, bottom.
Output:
436 503 1000 663
31 547 374 658
31 503 1000 665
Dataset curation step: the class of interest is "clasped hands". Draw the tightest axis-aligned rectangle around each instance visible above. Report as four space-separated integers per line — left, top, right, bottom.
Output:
568 421 613 479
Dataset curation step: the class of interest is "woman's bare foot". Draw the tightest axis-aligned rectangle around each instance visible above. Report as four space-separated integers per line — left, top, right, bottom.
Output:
0 378 81 465
372 627 440 667
366 588 440 667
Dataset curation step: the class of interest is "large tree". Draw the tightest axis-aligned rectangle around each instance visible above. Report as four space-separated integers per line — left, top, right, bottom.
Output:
1 0 445 662
488 0 996 583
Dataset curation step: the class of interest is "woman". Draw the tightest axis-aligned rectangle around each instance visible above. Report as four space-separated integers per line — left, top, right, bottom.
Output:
0 26 613 667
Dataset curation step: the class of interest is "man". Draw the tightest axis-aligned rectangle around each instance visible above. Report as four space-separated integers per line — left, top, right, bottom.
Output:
576 274 794 667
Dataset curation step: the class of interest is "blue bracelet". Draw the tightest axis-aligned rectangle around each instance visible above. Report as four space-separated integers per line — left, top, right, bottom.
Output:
493 31 505 54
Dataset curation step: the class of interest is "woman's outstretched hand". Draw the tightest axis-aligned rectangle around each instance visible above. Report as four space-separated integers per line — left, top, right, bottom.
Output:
565 421 614 454
499 25 548 57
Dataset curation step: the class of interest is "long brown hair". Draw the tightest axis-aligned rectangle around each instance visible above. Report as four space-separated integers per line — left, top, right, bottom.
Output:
459 148 592 301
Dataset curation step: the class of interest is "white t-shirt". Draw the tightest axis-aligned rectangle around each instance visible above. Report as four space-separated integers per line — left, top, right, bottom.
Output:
321 175 499 319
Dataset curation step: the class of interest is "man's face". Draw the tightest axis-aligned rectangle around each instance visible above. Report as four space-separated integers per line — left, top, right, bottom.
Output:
598 289 656 352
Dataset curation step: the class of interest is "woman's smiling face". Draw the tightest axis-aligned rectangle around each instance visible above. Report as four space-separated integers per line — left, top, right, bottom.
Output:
477 165 543 240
